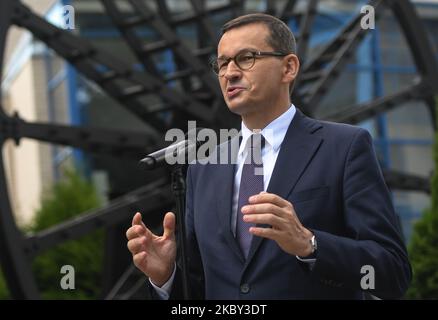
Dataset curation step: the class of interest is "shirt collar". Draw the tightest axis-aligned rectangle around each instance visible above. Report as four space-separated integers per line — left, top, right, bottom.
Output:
238 104 296 156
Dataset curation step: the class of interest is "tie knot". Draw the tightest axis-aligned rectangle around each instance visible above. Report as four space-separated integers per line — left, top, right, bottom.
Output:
245 134 264 166
249 133 265 149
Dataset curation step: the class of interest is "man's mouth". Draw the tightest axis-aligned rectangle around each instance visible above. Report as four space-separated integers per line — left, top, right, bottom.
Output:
227 86 245 98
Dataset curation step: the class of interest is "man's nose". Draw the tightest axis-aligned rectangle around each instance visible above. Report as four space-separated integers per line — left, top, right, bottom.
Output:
223 60 242 80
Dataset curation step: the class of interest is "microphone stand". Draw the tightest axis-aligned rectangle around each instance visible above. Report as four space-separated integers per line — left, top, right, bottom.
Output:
141 134 203 299
171 165 190 300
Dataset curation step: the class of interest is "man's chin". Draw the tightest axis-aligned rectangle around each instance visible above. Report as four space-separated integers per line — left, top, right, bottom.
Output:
226 102 249 116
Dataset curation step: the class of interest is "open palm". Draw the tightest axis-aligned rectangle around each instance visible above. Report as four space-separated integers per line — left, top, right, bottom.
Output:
127 212 176 286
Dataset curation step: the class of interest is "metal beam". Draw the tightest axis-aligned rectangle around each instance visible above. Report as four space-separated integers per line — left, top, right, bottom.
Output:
0 111 161 157
24 179 172 257
0 0 40 300
383 169 431 194
323 82 426 124
299 0 384 114
12 1 215 131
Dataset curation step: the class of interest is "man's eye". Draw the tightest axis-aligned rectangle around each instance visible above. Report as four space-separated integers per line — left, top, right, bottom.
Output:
237 54 253 63
218 60 228 69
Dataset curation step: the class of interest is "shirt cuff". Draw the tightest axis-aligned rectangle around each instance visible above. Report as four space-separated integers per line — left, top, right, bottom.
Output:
295 256 316 271
149 263 176 300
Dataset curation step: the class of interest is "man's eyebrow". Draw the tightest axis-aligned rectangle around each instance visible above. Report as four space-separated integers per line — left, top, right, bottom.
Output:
217 47 259 59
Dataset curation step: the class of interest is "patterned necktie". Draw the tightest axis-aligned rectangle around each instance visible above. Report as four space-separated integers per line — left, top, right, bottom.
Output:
236 134 264 258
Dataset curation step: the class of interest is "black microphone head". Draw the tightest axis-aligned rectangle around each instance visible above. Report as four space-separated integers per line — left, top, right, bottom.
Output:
139 156 156 168
140 127 208 170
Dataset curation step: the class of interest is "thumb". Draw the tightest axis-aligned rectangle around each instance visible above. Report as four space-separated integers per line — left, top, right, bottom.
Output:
163 212 176 240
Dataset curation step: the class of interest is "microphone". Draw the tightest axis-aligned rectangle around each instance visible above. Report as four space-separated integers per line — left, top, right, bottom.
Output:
140 128 206 170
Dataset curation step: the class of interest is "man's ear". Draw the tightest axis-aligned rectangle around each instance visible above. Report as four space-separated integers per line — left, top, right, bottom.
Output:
283 54 300 84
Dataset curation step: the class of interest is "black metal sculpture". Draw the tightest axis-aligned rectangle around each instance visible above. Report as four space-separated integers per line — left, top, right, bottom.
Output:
0 0 437 299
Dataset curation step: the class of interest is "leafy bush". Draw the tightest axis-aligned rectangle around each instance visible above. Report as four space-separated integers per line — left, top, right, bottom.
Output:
29 169 104 299
0 268 10 299
407 209 438 298
407 102 438 299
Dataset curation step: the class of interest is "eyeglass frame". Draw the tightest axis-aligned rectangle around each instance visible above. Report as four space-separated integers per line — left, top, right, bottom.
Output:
210 50 291 76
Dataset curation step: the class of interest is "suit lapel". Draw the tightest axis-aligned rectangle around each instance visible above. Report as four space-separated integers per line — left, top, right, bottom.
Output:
245 109 324 265
214 136 245 263
267 109 323 198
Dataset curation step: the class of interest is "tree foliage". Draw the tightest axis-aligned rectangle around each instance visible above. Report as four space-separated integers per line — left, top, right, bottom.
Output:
0 170 104 299
407 103 438 299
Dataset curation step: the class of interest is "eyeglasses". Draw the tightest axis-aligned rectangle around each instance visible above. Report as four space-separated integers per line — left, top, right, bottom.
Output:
210 50 290 77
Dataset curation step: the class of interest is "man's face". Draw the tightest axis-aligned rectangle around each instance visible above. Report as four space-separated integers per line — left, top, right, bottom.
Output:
217 23 287 117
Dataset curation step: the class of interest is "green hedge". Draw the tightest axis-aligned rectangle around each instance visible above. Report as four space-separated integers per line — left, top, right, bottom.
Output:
0 268 10 299
407 102 438 299
0 170 104 299
31 170 104 299
407 209 438 298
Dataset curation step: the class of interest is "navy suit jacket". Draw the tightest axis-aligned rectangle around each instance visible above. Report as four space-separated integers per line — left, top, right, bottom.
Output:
168 109 411 300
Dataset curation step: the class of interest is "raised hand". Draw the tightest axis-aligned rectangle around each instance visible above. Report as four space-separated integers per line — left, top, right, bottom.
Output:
126 212 177 286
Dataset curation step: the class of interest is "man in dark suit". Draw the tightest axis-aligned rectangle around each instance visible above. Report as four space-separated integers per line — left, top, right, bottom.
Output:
126 13 411 299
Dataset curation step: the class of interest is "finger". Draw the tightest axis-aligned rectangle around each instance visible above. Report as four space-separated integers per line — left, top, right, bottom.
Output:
131 212 148 233
126 226 137 240
126 224 147 240
131 212 147 228
163 212 176 240
249 225 278 241
248 192 291 208
133 251 147 270
243 213 284 229
127 237 147 255
128 227 154 253
132 212 143 226
241 203 285 217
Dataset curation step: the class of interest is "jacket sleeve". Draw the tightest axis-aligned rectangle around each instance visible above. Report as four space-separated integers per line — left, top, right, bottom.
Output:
311 128 412 299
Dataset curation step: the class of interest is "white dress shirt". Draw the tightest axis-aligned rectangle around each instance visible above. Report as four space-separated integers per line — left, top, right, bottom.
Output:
230 104 296 235
150 104 314 299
